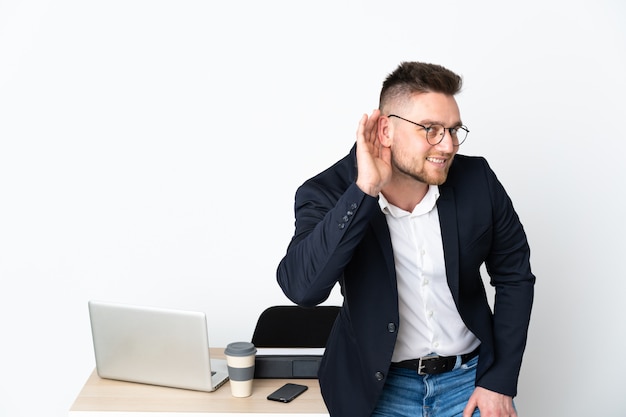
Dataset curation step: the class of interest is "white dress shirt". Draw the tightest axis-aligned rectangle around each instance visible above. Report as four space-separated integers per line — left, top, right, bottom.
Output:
379 185 480 361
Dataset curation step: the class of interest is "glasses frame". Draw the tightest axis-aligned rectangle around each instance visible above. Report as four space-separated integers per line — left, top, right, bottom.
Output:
388 114 469 146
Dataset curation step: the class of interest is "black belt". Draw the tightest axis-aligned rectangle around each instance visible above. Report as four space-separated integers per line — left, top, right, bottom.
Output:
391 347 479 376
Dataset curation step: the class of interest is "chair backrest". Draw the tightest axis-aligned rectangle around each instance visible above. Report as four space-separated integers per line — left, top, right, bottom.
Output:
251 305 340 348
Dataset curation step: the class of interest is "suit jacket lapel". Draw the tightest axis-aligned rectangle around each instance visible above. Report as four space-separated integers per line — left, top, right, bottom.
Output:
438 186 460 302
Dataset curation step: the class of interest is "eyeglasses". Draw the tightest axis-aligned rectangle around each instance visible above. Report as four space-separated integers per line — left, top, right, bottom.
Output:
388 114 469 146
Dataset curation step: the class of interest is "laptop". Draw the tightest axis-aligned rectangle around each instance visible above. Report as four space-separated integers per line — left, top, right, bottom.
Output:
88 300 229 392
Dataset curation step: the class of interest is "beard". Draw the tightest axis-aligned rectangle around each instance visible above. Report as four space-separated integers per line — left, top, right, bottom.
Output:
390 150 454 186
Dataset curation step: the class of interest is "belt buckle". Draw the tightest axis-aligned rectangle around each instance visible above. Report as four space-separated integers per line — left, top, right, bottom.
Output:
417 354 439 376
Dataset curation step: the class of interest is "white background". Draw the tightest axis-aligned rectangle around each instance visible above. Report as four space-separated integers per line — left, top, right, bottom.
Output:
1 1 625 416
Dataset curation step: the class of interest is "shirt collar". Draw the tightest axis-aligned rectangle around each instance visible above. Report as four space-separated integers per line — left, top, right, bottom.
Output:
378 185 440 218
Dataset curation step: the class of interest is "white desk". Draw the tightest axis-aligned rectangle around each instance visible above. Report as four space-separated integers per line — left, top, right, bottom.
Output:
69 349 329 416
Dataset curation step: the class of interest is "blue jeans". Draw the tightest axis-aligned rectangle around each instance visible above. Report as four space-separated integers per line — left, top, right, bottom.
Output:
371 356 481 417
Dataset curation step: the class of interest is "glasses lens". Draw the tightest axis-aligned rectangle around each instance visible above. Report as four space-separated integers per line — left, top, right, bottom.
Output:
426 125 445 145
456 127 468 145
426 125 468 146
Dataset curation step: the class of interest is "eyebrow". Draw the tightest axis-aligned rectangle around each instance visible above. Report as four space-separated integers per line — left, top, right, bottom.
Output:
419 119 464 127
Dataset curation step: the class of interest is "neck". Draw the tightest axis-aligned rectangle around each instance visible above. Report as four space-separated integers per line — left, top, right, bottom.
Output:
381 177 429 212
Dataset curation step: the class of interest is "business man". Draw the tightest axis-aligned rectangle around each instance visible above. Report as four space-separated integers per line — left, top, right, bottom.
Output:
277 61 535 417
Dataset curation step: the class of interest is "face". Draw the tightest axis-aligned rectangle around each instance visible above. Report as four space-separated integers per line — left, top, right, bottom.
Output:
382 92 462 186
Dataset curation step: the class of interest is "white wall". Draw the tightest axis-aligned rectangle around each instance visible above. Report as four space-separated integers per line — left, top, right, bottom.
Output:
1 1 624 416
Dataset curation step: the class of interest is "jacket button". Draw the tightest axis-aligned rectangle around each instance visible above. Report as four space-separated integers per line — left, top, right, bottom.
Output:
375 371 384 381
387 323 396 332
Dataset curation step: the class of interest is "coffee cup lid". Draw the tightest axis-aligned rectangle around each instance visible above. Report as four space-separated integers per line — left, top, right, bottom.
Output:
224 341 257 357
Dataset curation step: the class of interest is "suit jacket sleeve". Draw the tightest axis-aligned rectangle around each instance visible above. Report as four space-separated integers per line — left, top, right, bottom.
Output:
276 172 380 307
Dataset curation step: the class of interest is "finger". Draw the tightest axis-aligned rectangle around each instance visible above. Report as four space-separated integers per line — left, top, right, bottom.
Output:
462 398 477 417
379 143 391 163
367 108 380 124
364 109 380 138
356 113 368 143
357 110 378 149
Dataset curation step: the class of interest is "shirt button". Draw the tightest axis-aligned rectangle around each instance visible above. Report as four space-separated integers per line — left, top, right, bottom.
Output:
387 323 396 333
375 372 384 381
427 311 434 318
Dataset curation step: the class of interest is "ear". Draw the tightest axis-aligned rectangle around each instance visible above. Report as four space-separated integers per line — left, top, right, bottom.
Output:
378 115 393 147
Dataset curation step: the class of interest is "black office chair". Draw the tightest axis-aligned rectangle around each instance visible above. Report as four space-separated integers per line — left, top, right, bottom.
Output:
251 305 340 348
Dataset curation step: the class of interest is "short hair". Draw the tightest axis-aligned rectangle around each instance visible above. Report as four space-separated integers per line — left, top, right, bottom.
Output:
379 62 463 111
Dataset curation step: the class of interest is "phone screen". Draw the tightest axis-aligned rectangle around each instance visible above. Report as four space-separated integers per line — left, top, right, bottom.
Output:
267 383 308 403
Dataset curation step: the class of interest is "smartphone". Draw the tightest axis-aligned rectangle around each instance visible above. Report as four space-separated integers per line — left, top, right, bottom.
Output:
267 383 308 403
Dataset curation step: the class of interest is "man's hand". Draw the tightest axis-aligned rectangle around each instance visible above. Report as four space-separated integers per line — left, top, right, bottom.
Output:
355 109 392 196
463 387 517 417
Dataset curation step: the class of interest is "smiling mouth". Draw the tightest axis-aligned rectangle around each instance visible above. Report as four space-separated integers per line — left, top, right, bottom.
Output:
426 157 446 164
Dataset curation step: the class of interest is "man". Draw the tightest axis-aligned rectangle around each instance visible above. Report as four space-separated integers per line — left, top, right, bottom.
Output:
276 61 535 417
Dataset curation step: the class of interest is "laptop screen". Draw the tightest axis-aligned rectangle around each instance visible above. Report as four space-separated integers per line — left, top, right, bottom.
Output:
88 300 228 392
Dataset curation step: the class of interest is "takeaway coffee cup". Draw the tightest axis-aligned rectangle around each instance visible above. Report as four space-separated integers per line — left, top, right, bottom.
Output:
224 341 257 397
